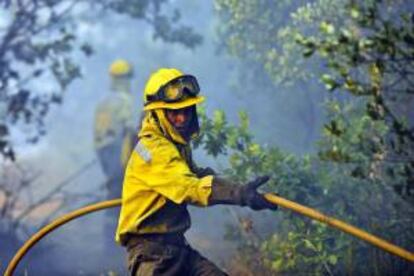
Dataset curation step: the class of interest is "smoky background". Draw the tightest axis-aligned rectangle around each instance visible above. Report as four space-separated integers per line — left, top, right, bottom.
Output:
1 0 413 275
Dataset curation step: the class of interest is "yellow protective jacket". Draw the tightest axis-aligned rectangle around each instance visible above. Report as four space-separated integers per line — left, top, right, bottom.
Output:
115 111 213 245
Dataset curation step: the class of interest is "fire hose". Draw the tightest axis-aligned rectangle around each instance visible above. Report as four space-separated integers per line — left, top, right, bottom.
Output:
4 195 414 275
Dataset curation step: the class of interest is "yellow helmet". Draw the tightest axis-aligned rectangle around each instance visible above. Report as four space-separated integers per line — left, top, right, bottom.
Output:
143 68 204 111
109 59 132 77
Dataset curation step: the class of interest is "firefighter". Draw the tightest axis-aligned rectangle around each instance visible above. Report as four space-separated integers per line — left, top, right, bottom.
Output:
116 68 277 275
94 59 136 198
94 59 136 249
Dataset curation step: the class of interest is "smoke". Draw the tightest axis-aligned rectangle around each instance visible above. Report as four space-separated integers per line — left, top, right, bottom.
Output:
1 0 329 274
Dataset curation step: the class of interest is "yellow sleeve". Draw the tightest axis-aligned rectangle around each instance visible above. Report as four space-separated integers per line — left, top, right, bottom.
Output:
128 136 213 206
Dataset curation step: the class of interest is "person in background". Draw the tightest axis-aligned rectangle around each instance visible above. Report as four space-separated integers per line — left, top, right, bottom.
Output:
94 59 137 247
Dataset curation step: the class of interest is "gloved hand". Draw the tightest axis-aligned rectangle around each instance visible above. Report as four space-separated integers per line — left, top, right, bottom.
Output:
209 175 278 211
195 167 216 178
240 176 278 211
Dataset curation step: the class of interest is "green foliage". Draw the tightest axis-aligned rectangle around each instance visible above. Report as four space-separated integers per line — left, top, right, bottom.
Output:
213 0 414 274
260 225 341 275
197 108 414 274
214 0 330 154
295 1 414 203
204 0 414 263
196 110 337 273
214 0 355 85
215 0 413 201
214 0 311 85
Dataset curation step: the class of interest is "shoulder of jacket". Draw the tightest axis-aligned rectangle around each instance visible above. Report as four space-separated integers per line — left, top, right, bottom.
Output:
137 134 180 162
132 139 152 163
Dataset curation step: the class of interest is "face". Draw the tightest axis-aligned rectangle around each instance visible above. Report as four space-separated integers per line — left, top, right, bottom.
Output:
165 106 194 131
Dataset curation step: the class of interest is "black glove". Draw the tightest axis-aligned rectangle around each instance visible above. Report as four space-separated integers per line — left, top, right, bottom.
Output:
240 176 278 211
195 167 216 178
209 175 278 211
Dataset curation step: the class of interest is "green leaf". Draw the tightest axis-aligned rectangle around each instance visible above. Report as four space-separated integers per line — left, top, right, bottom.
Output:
328 255 338 265
271 259 283 271
321 74 338 91
303 239 315 250
320 21 335 34
303 48 315 57
350 8 359 19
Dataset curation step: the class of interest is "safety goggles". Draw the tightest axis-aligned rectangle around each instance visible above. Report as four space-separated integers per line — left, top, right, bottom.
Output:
146 75 200 104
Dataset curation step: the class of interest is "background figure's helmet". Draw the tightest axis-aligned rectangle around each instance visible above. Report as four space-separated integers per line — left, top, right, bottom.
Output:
109 59 133 93
109 59 133 78
143 68 204 111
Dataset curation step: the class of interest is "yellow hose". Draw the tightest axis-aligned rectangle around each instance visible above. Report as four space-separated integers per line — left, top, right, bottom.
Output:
5 195 414 275
264 193 414 262
4 199 122 276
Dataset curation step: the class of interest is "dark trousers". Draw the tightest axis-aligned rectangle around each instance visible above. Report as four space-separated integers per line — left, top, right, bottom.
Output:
126 235 227 276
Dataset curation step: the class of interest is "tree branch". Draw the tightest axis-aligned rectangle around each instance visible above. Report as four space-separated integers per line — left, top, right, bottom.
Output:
12 158 97 227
